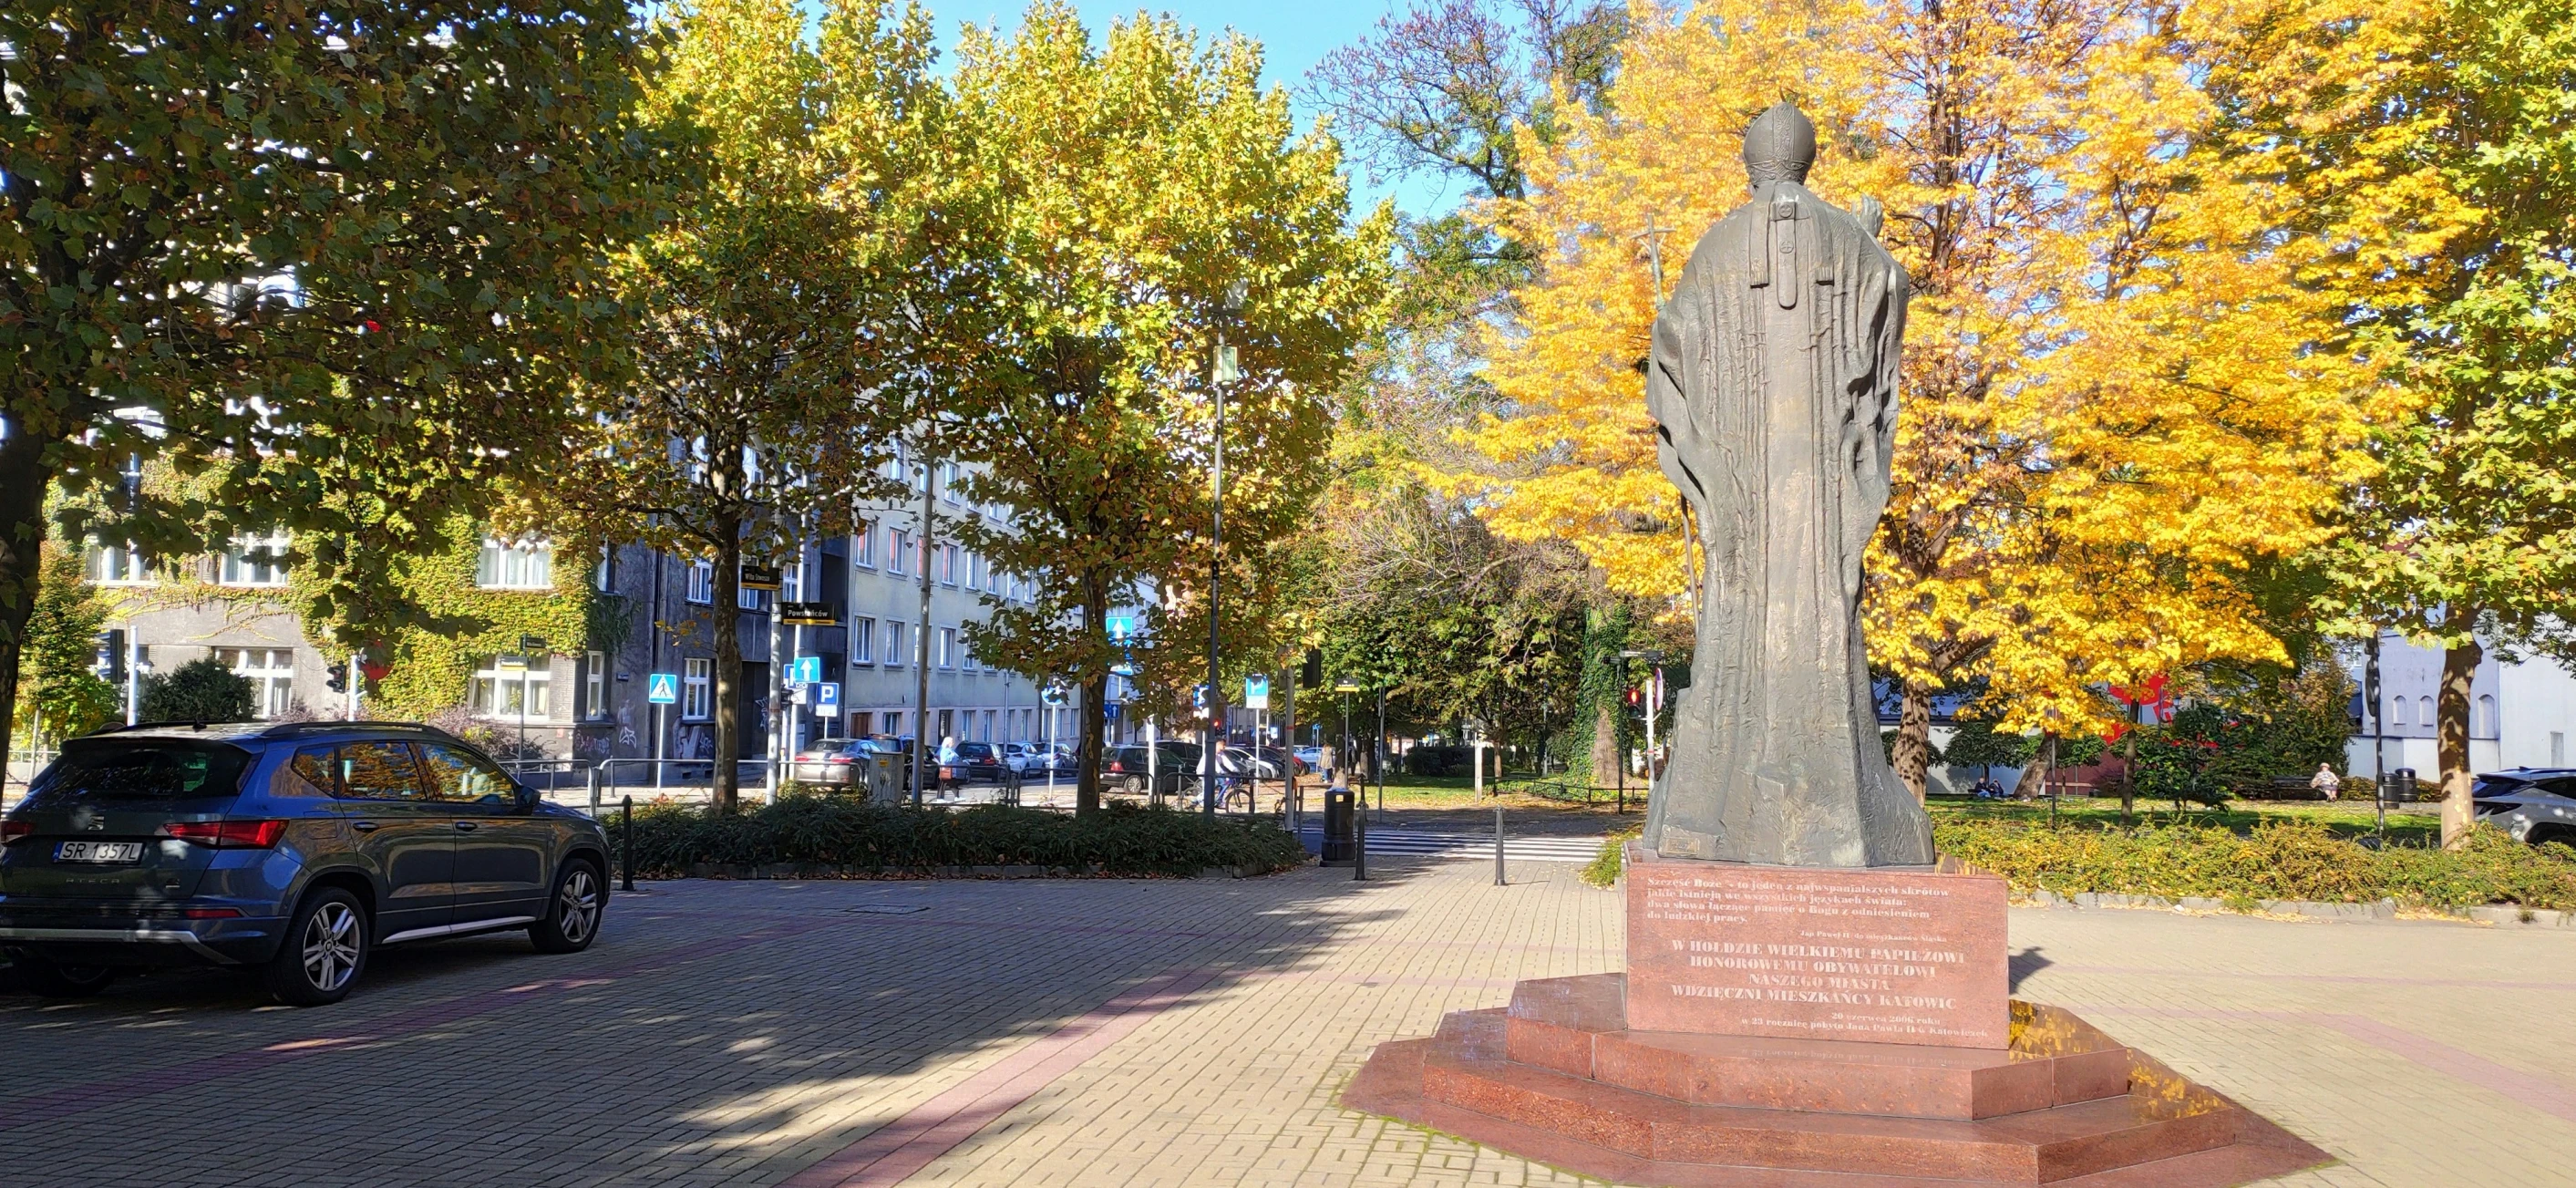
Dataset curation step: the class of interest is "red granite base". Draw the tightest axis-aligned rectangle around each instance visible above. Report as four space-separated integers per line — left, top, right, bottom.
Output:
1345 976 2328 1186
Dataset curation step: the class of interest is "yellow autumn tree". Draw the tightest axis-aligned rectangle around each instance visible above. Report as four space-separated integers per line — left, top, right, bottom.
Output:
1453 0 2382 792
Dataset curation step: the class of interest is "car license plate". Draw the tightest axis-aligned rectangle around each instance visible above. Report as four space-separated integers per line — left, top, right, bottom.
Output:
56 841 145 864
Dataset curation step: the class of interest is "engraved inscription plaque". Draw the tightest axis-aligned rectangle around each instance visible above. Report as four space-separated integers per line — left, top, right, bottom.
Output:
1623 846 2008 1048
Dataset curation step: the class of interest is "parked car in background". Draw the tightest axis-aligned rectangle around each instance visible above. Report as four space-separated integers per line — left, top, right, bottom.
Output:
0 721 611 1006
939 741 1009 786
1105 746 1187 797
2472 770 2576 847
1001 742 1073 778
1293 745 1324 770
1236 747 1306 780
790 739 902 788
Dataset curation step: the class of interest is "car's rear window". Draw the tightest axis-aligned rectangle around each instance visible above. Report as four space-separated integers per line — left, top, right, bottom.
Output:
29 739 253 804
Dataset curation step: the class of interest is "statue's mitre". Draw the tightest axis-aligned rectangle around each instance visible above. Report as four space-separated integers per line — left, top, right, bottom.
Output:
1743 101 1817 184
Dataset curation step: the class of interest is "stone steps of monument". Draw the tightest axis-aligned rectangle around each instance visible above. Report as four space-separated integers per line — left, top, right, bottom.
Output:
1407 1009 2257 1184
1501 975 2134 1121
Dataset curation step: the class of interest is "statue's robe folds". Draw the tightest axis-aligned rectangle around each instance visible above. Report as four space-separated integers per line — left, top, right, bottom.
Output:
1642 180 1936 868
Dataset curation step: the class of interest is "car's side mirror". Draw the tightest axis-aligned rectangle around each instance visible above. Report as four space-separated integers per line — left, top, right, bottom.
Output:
513 781 540 811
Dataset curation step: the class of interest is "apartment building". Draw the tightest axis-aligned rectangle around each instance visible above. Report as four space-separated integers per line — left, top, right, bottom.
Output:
68 458 1139 770
2343 631 2576 778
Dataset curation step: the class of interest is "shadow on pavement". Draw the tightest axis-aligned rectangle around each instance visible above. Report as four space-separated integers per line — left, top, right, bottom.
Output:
0 854 1453 1186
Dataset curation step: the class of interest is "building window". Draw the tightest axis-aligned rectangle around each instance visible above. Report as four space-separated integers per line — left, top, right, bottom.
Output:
979 709 994 742
936 625 956 669
968 552 987 591
781 561 804 603
84 540 149 585
683 657 712 720
882 709 904 737
2476 694 2495 738
737 577 766 611
850 618 875 666
585 651 607 719
470 655 551 720
594 546 613 592
937 544 957 585
476 537 553 590
938 460 959 502
686 560 714 604
220 647 295 718
883 621 908 668
2388 697 2406 728
2418 697 2434 729
220 532 291 587
853 523 875 568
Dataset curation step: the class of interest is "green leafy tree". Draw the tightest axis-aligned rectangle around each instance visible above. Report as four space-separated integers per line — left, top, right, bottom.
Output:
939 5 1392 815
16 545 118 744
0 0 665 780
546 0 943 812
1942 721 2036 782
139 658 257 726
2280 0 2576 844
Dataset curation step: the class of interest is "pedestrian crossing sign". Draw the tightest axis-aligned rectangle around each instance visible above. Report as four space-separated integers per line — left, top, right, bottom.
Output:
646 673 679 705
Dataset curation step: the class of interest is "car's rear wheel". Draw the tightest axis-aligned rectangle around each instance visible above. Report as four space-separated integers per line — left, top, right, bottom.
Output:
530 859 604 954
12 953 116 998
264 889 367 1007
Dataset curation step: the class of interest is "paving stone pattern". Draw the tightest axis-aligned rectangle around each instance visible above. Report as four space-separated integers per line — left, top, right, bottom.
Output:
0 859 2570 1186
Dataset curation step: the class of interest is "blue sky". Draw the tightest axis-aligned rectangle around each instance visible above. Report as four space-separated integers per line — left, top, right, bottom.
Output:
912 0 1458 216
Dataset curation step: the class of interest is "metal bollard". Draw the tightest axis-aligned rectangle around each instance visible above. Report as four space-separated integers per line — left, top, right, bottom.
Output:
620 795 635 892
588 765 603 819
1494 801 1506 886
1353 801 1366 882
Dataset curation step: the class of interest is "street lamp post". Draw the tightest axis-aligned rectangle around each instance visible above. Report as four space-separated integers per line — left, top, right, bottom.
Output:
1205 281 1245 818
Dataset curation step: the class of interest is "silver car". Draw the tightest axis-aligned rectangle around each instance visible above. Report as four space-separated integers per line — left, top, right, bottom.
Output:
2472 770 2576 848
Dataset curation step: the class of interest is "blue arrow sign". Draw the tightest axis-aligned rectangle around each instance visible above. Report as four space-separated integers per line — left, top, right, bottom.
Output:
788 656 822 685
646 673 679 705
1106 615 1133 643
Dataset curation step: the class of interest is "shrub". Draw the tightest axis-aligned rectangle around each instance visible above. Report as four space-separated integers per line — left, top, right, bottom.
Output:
623 794 1310 879
1934 818 2576 910
1581 823 1643 888
137 657 257 724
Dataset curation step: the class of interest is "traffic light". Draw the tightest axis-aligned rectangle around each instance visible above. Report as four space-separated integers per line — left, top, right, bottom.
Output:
95 630 126 683
1624 687 1643 708
325 661 348 693
1301 648 1323 687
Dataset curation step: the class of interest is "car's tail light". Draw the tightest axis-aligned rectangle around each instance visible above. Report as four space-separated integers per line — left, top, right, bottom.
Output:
179 907 243 919
829 755 854 764
160 819 289 848
1 818 31 842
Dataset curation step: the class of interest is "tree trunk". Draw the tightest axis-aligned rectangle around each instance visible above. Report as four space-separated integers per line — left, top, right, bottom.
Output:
2439 626 2483 848
710 526 743 814
2120 731 2138 820
2019 736 2056 801
1891 679 1933 801
1075 579 1108 816
1590 697 1620 791
0 431 51 790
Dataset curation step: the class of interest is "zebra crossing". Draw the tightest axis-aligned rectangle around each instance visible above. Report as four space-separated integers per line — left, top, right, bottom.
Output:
1294 825 1608 863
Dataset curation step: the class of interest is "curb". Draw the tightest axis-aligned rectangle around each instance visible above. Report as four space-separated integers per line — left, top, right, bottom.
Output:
2014 890 2571 928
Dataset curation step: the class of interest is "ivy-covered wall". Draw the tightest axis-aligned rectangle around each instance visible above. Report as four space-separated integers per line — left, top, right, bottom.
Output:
362 513 598 718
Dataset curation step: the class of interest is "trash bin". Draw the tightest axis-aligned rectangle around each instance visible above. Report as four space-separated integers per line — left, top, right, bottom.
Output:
1321 784 1356 866
859 753 906 803
2378 768 2416 809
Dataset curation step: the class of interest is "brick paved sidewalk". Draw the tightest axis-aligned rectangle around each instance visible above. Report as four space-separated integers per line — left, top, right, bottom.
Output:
2 859 2571 1186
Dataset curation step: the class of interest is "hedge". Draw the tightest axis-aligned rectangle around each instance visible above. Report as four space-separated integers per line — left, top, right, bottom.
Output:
1582 819 2576 910
623 795 1310 879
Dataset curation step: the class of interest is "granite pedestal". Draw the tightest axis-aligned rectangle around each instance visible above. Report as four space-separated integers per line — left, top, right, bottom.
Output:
1345 853 2328 1185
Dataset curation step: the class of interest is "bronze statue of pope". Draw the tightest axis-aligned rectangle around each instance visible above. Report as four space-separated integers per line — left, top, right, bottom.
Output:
1642 102 1935 868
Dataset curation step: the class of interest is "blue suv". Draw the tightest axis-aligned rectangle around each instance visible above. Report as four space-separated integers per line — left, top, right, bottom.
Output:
1 721 613 1006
